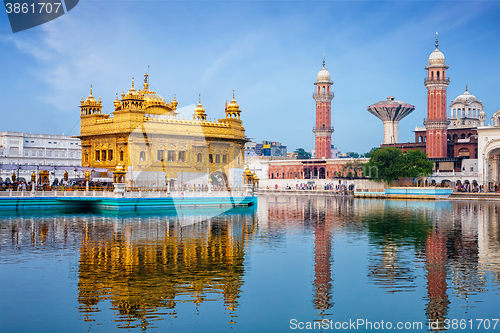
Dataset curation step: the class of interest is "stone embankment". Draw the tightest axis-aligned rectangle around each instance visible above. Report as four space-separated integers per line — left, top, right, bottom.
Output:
448 192 500 201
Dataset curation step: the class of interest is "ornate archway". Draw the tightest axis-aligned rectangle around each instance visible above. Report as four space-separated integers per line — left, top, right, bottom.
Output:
480 139 500 191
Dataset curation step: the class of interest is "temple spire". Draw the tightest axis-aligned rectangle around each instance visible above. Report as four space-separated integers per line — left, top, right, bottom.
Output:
435 32 439 48
322 54 325 68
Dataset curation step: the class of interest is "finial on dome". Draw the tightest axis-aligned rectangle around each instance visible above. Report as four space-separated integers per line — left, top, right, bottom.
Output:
435 32 439 48
466 85 468 91
131 77 134 89
144 73 149 89
233 90 235 99
199 94 201 103
322 54 325 68
90 84 93 96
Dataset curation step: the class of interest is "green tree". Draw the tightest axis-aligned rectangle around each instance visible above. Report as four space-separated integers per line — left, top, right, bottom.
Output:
346 151 360 158
365 147 434 183
362 147 379 158
365 147 405 183
402 149 434 178
341 159 365 178
294 148 311 159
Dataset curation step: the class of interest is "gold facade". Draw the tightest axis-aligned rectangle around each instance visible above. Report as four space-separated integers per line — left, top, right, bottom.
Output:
78 74 247 186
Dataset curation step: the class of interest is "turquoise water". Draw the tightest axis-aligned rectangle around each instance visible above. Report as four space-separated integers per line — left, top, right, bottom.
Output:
0 196 499 332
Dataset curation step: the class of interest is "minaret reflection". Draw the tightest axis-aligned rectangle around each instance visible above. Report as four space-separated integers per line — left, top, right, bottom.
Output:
425 228 449 329
312 206 333 311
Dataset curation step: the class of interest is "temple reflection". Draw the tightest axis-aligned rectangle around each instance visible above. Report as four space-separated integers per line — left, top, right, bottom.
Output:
76 211 256 329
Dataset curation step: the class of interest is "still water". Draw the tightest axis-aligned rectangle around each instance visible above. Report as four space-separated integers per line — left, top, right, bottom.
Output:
0 196 499 333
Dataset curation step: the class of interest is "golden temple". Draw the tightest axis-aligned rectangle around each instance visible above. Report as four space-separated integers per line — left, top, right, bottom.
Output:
78 74 247 188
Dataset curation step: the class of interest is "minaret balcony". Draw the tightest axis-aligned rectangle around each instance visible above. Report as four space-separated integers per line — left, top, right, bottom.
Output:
424 77 450 84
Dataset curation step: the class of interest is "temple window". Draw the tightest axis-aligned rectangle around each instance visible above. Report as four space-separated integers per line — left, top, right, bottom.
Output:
167 150 174 162
108 150 113 161
140 151 146 161
215 154 220 163
120 150 124 161
101 150 107 161
95 150 100 162
178 151 186 162
157 150 165 162
437 71 440 79
322 86 325 94
197 153 202 163
223 155 227 163
209 154 213 164
84 152 89 163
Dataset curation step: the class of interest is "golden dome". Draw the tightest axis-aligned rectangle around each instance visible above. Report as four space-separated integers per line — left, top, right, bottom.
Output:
84 85 97 103
193 94 207 120
125 77 140 97
194 95 205 114
171 95 178 110
227 91 239 111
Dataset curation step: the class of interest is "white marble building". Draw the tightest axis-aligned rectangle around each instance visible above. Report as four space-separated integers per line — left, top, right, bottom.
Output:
0 131 82 182
477 110 500 191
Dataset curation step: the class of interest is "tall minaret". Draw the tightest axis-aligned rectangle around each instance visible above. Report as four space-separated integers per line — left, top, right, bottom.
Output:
313 57 334 159
424 34 450 158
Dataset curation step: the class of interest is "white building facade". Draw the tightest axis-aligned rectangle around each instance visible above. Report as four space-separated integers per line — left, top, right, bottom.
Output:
0 132 82 182
477 110 500 191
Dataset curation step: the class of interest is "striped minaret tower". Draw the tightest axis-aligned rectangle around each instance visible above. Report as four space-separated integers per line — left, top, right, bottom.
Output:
424 33 450 158
313 57 334 159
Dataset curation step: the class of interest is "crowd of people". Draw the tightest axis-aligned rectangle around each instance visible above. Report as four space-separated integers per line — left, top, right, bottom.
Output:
456 183 484 193
274 183 355 192
0 179 113 191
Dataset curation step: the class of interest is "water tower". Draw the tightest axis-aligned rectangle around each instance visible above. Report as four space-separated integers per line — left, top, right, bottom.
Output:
367 96 415 144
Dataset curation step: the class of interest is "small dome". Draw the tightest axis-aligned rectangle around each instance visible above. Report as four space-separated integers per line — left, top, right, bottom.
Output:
84 85 96 103
194 95 206 115
429 47 445 66
194 101 205 114
228 97 239 111
171 95 178 110
452 90 479 105
317 67 331 83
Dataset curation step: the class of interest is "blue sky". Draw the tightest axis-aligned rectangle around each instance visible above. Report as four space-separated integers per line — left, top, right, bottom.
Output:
1 1 499 155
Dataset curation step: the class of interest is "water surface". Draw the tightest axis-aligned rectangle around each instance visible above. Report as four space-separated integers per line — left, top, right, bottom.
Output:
0 197 499 332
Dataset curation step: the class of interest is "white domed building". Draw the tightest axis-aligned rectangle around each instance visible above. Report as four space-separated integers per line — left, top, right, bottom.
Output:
449 87 485 127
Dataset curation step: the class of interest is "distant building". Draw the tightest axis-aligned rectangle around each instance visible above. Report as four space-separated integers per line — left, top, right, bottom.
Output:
0 131 81 182
262 141 287 157
331 145 339 159
246 140 287 157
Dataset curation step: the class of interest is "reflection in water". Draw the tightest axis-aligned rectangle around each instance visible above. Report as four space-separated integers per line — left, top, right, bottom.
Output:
425 229 449 329
363 205 434 294
76 211 256 329
0 199 499 332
